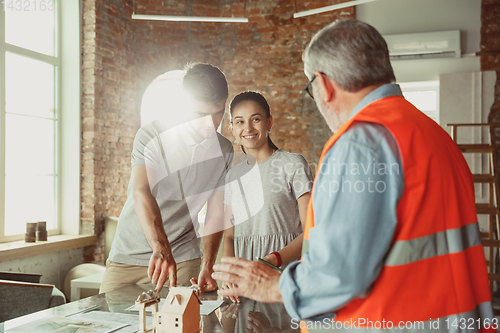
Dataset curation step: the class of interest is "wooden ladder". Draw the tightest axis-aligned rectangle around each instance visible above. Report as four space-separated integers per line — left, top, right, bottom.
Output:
448 123 500 305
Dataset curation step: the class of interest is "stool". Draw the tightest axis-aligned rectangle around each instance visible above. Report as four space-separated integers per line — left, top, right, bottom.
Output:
63 263 105 301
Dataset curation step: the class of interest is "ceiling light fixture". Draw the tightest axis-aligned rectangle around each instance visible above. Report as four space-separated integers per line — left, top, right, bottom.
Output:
131 0 248 23
131 14 248 23
293 0 378 18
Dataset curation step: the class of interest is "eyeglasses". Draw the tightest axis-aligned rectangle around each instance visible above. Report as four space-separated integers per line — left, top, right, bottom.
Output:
304 75 316 100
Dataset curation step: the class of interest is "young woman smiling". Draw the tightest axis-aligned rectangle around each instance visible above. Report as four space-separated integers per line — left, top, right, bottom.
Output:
222 91 313 302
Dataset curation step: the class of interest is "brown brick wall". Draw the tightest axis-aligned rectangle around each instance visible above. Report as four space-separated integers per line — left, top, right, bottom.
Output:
81 0 353 263
82 0 141 262
482 0 500 196
482 0 500 123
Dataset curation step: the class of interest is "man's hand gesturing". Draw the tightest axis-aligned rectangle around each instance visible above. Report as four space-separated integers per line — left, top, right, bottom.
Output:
148 247 177 293
212 257 282 303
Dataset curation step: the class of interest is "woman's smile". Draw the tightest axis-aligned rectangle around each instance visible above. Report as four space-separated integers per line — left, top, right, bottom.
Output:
242 134 258 140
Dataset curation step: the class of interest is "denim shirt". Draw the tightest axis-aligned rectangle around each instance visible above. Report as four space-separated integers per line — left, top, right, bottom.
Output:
279 84 405 320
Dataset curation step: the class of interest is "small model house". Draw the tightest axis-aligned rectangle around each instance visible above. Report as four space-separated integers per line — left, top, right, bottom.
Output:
135 290 161 333
154 286 202 333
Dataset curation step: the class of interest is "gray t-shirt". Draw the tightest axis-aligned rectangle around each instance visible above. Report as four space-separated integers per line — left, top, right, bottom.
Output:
109 120 234 266
225 150 313 266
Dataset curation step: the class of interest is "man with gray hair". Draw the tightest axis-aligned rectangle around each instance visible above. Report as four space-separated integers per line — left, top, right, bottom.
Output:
213 19 495 331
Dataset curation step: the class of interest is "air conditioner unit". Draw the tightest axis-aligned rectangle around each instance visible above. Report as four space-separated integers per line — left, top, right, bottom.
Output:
383 30 461 60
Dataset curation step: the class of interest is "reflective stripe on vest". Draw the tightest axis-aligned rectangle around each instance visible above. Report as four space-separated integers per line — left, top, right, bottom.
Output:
300 95 494 332
303 222 481 265
385 223 481 266
300 301 496 333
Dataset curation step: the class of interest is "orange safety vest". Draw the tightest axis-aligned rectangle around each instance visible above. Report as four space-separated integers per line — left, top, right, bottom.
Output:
301 95 495 332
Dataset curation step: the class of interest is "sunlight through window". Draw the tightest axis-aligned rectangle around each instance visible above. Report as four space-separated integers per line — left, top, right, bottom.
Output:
141 70 186 126
400 81 440 124
1 2 58 238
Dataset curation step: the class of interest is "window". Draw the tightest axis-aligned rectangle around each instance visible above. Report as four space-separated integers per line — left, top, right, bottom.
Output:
399 81 440 124
0 0 80 242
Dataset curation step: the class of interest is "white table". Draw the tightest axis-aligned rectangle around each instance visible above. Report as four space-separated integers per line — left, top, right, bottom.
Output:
70 271 104 301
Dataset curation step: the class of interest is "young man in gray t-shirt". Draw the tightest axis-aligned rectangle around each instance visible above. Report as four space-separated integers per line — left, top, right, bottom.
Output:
101 63 233 294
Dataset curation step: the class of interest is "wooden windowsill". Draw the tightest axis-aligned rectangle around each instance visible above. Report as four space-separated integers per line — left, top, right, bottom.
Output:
0 234 97 262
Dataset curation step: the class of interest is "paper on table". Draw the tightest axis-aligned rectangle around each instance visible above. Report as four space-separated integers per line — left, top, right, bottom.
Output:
125 299 224 316
5 315 128 333
200 300 224 315
70 311 151 333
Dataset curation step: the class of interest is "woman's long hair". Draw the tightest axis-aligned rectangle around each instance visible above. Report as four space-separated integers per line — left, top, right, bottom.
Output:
229 91 279 154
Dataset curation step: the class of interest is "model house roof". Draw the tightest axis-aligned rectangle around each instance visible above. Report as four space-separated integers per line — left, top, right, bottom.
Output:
159 287 201 315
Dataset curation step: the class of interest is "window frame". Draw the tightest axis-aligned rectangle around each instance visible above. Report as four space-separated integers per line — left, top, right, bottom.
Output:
399 80 440 124
0 0 81 242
